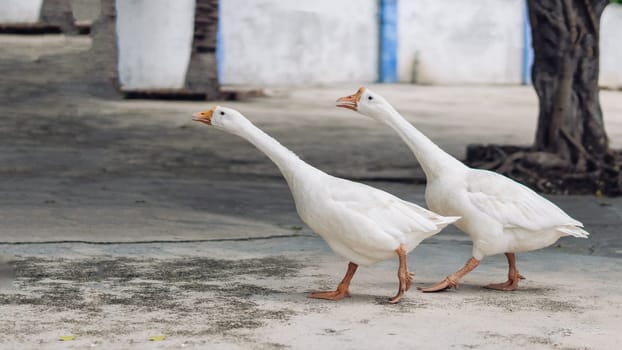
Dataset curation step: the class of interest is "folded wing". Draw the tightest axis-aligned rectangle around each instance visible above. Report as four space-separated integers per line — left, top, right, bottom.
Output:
466 170 585 234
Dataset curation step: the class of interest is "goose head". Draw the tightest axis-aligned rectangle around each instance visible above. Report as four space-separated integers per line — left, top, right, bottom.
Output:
192 105 251 133
336 87 392 120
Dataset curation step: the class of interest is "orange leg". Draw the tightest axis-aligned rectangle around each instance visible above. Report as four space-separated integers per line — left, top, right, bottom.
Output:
484 253 522 291
388 244 415 304
309 262 358 301
418 257 480 292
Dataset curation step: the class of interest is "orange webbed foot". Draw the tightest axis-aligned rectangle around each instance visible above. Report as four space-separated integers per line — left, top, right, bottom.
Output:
388 293 404 304
308 289 350 301
484 274 520 291
388 271 415 304
309 262 357 301
417 276 458 293
484 268 521 291
483 281 517 291
483 280 519 291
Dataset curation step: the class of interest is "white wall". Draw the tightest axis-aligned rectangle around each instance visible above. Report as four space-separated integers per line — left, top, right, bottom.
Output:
0 0 43 23
398 0 524 84
116 0 195 90
220 0 378 86
600 4 622 90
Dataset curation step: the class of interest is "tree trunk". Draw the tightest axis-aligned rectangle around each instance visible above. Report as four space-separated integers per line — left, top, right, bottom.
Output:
467 1 621 195
84 0 118 97
528 0 610 171
185 0 220 100
40 0 76 34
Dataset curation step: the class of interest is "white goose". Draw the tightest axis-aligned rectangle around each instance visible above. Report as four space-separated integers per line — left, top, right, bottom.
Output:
336 87 589 292
193 106 459 303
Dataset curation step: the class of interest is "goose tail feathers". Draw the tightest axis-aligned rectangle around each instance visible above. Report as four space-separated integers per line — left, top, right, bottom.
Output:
433 216 461 227
557 225 590 238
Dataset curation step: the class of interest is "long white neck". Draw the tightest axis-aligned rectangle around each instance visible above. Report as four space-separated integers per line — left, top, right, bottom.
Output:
378 105 467 179
232 121 323 185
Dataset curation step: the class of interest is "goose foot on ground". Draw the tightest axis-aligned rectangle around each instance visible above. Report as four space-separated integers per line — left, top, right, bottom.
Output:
309 262 357 301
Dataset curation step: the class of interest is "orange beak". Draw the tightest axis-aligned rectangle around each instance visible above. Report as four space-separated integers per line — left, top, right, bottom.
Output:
336 87 365 111
192 106 217 125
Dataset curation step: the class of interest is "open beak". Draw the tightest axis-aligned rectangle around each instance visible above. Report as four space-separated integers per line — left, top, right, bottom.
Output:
192 106 217 125
336 87 365 111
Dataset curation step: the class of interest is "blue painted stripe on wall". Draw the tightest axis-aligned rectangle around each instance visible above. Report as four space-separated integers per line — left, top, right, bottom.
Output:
379 0 398 83
216 0 223 84
522 0 533 85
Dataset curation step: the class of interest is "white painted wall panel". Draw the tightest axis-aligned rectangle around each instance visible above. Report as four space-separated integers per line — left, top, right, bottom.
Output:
116 0 195 90
220 0 378 85
600 4 622 90
398 0 523 84
0 0 43 23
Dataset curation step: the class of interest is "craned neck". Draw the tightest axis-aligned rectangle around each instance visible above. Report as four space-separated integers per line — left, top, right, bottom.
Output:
380 106 466 179
234 121 323 184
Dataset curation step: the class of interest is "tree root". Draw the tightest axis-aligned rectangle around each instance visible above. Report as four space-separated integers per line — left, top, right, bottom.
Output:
466 144 622 196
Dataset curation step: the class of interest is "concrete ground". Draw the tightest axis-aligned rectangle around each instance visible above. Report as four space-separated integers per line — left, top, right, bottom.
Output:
1 34 622 349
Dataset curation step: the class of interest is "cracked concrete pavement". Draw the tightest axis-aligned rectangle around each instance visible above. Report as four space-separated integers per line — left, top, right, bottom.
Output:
1 34 622 349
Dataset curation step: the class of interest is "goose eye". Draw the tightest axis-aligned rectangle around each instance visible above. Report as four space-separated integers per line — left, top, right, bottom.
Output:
368 96 373 100
220 111 225 115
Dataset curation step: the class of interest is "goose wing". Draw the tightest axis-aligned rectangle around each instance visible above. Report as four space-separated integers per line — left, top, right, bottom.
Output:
328 180 459 241
466 170 583 231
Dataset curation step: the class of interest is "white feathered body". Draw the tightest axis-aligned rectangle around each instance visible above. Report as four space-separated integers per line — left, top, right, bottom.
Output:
213 111 459 267
353 90 590 261
289 171 458 266
425 167 589 260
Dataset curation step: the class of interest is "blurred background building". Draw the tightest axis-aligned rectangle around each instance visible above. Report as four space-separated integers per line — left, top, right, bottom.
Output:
1 0 621 94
